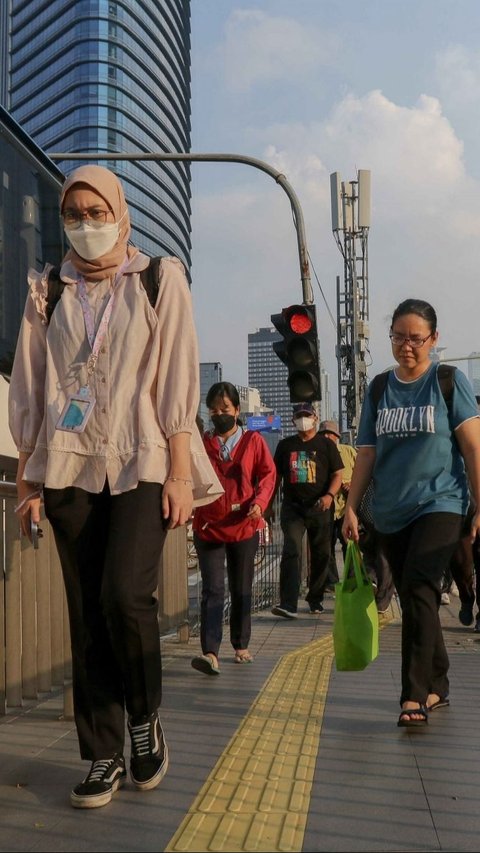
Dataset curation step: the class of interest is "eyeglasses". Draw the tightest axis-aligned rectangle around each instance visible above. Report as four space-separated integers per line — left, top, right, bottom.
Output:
62 207 112 229
389 333 432 348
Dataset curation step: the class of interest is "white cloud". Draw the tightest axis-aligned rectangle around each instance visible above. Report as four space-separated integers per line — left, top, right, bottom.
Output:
222 9 338 93
435 44 480 106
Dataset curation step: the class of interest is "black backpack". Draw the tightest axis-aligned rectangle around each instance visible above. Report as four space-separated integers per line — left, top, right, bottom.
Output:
369 363 456 415
45 256 163 325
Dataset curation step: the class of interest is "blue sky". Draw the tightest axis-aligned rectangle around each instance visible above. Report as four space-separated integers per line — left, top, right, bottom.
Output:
189 1 480 403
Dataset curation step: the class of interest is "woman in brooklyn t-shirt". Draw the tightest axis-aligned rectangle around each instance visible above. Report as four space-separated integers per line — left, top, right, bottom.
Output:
343 298 480 727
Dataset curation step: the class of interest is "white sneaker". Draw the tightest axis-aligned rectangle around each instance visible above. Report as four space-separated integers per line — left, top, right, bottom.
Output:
450 581 459 597
441 592 450 605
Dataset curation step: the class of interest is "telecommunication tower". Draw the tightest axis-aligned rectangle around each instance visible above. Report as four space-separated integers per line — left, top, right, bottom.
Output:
330 170 371 435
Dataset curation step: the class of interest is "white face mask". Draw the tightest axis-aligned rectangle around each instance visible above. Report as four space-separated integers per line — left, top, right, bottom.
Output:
64 221 120 260
294 416 315 432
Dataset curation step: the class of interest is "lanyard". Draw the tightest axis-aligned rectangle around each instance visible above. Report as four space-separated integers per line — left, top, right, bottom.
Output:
77 256 129 376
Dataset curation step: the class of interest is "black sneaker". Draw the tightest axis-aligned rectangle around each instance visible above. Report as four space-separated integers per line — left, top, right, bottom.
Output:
271 605 297 619
474 617 480 633
70 753 126 809
459 604 474 627
309 604 324 614
128 711 169 791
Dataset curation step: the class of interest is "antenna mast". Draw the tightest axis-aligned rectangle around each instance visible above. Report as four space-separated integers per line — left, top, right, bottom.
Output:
330 170 371 436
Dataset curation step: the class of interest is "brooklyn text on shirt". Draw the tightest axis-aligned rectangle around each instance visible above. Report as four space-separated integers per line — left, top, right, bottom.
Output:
376 405 435 437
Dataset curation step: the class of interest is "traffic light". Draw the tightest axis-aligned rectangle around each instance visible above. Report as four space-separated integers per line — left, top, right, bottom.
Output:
270 304 320 402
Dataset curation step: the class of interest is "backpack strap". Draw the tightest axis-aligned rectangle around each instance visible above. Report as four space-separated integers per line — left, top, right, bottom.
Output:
46 256 163 324
369 371 390 408
437 363 456 413
46 266 65 325
140 256 163 308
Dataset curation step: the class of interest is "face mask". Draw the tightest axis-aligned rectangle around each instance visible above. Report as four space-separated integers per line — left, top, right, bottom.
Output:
64 221 120 260
295 416 315 432
211 414 236 435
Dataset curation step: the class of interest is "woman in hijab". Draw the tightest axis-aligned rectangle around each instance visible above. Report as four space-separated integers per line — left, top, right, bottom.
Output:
8 165 221 809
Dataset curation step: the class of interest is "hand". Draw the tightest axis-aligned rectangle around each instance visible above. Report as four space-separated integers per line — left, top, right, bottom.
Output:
341 482 351 494
317 494 333 512
246 503 262 519
470 510 480 544
342 506 360 542
15 479 42 541
162 479 193 530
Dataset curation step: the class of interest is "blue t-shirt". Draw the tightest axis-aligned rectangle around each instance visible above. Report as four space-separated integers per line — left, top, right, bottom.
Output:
356 363 478 533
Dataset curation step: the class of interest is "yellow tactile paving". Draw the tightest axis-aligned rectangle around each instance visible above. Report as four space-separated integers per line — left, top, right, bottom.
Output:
165 612 395 853
164 635 333 853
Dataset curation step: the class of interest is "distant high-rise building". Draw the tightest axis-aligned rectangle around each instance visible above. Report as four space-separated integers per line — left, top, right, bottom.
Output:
2 0 192 268
468 352 480 395
320 368 332 421
248 327 293 436
199 362 222 429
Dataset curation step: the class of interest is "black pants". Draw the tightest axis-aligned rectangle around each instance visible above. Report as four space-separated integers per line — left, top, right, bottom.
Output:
279 501 332 612
44 482 167 761
194 533 259 657
378 512 463 706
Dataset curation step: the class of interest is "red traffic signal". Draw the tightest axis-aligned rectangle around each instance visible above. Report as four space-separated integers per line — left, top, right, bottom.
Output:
270 304 320 403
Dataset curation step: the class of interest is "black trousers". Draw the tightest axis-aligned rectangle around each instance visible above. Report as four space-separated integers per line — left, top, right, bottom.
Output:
378 512 463 706
194 533 259 657
279 501 332 612
44 482 167 761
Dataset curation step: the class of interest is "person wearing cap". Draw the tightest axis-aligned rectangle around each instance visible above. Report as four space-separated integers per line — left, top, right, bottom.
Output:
317 420 357 587
270 403 344 617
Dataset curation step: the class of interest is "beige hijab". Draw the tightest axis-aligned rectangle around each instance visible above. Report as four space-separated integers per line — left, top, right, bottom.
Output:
60 165 138 281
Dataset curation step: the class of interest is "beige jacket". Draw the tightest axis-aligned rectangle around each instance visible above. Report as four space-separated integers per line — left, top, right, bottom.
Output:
9 252 223 505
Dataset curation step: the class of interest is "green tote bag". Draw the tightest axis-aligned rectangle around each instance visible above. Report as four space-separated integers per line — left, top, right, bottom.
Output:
333 540 379 671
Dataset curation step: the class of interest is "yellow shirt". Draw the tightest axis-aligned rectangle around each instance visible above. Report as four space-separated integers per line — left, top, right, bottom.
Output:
334 443 357 519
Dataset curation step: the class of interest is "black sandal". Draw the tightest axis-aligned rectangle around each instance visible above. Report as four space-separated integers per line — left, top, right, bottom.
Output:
397 705 429 727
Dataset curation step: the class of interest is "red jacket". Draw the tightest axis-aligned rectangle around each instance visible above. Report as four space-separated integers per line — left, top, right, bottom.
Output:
193 429 276 543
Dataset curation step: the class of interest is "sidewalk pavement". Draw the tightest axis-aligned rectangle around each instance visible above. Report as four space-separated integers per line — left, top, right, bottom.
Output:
1 591 480 853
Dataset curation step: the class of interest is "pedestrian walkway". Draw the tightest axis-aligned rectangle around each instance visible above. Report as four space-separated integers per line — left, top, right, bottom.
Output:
1 592 480 852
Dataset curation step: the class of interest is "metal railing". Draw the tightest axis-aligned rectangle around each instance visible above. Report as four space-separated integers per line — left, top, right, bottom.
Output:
0 463 73 717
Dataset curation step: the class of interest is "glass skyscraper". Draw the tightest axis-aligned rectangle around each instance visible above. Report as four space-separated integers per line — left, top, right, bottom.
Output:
4 0 192 268
248 326 293 437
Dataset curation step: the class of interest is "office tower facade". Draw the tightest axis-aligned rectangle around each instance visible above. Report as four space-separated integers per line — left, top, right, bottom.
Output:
248 327 293 437
4 0 192 268
198 361 222 430
468 352 480 396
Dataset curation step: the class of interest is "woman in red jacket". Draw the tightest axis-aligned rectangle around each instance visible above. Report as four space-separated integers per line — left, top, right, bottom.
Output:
191 382 277 675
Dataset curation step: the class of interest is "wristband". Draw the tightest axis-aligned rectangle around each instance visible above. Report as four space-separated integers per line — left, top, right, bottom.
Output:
165 477 193 485
326 492 335 500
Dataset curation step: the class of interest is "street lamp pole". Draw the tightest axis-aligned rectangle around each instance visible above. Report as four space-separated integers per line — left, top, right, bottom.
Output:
48 150 314 305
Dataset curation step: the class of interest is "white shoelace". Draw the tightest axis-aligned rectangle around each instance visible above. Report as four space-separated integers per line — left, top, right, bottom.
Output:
130 721 151 757
87 758 115 782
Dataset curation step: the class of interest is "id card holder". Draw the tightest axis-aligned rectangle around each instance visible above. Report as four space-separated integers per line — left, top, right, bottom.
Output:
56 387 96 433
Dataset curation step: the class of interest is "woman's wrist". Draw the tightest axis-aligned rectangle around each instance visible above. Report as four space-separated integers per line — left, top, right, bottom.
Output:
165 476 193 485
